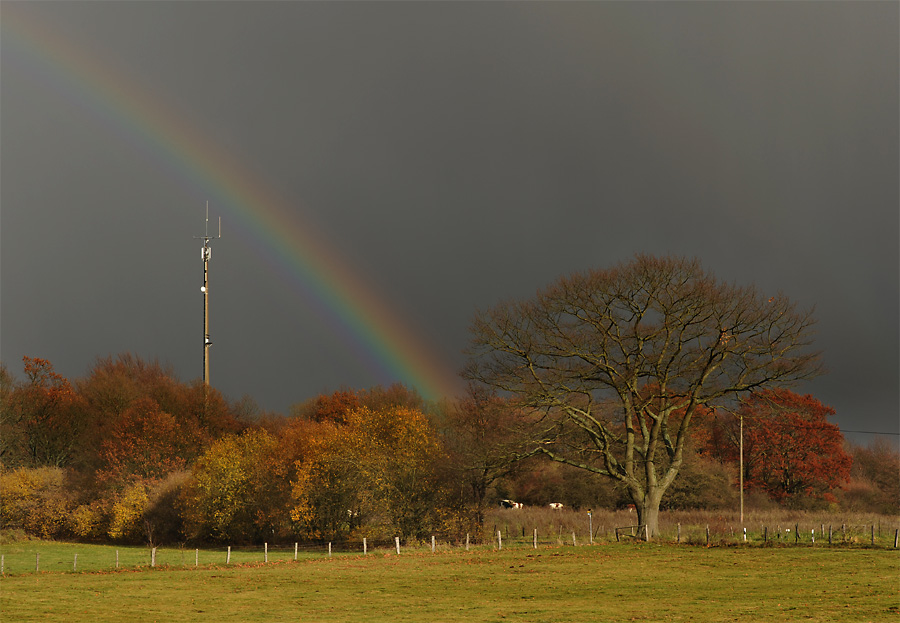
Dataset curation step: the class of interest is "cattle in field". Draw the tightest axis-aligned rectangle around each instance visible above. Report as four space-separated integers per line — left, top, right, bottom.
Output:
499 499 523 509
549 503 563 510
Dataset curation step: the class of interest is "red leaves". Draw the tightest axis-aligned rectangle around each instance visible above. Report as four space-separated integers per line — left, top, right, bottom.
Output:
740 389 850 502
310 390 360 425
696 389 851 504
12 357 83 467
97 397 188 484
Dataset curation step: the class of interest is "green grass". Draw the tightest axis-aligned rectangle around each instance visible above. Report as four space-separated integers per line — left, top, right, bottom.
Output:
0 540 352 574
1 541 897 622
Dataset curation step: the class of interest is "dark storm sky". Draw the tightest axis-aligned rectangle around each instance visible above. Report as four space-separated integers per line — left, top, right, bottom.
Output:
1 2 897 441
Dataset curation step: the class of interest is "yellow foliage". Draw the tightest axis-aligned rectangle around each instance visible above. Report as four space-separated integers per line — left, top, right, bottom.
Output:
0 467 72 538
182 429 283 542
290 406 447 540
108 482 149 541
68 502 107 539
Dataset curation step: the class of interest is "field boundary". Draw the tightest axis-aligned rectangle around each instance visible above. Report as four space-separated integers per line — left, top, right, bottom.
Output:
2 522 898 576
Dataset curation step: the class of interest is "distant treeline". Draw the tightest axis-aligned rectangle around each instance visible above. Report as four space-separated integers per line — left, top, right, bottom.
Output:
1 354 896 546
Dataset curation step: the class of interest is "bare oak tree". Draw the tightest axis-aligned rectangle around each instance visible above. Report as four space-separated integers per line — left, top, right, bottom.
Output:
464 255 821 538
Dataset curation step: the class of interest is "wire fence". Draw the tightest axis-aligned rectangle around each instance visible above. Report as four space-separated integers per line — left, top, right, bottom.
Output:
1 522 897 576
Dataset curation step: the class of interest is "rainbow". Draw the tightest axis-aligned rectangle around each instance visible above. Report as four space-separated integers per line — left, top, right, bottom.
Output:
1 7 461 401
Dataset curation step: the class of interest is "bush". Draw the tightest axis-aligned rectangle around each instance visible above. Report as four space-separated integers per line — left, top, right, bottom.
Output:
143 471 191 546
107 481 149 542
663 455 738 510
0 467 73 539
68 500 109 540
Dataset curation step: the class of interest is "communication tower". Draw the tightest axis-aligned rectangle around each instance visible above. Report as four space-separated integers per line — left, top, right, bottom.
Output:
194 203 221 386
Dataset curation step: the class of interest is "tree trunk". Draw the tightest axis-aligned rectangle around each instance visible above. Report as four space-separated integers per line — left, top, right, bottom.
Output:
636 488 665 541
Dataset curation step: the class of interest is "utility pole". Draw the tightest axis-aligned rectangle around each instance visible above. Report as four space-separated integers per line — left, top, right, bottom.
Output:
194 203 221 386
739 412 744 525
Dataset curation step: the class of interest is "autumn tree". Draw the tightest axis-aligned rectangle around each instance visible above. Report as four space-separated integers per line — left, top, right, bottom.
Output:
358 383 425 413
441 384 525 526
291 389 361 425
76 354 241 483
289 422 361 540
183 429 284 543
5 357 84 468
289 383 425 425
841 437 900 514
291 405 447 541
97 397 191 484
0 364 20 466
710 389 851 505
465 254 821 538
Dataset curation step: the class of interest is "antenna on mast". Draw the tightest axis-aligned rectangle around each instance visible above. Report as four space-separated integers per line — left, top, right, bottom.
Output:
194 201 222 387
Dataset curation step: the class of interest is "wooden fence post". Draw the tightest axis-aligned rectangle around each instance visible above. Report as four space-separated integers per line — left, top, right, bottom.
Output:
294 543 298 561
363 538 367 555
871 525 875 546
764 526 768 544
705 525 710 546
73 554 78 572
794 524 799 544
465 533 470 551
151 547 157 567
196 549 199 566
677 523 681 544
893 529 898 549
498 530 502 550
35 552 39 573
226 546 231 564
264 542 268 563
116 550 119 569
328 542 332 557
395 537 401 555
829 525 833 545
572 532 577 547
533 528 538 549
432 536 436 553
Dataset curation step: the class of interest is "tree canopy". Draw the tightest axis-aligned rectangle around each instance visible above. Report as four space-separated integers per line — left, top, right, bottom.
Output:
465 254 821 537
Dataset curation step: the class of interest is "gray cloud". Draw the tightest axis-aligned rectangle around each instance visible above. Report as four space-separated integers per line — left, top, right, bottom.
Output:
2 2 896 442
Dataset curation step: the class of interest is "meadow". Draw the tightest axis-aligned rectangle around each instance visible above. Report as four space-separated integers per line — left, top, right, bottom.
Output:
1 527 897 623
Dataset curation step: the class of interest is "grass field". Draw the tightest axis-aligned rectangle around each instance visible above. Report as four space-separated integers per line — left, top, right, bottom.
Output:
1 540 897 622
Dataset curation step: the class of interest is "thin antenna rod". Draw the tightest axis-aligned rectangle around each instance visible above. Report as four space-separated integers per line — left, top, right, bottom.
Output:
194 202 222 387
